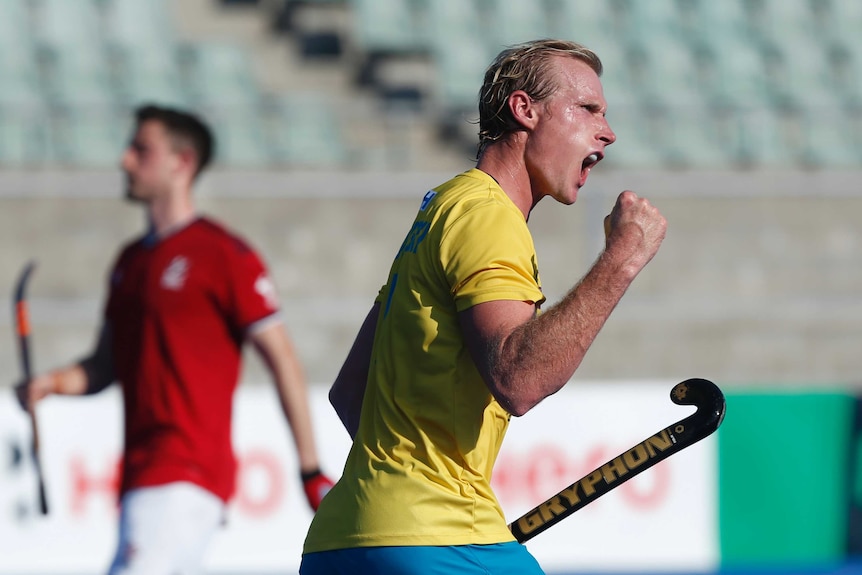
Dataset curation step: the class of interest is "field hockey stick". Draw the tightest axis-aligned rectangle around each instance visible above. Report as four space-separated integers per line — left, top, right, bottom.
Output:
14 260 49 515
510 377 725 543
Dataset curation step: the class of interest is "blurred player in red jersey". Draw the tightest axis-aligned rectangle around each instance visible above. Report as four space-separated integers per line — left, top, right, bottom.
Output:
16 105 334 575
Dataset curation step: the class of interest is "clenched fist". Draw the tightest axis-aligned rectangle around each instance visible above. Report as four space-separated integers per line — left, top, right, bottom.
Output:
603 190 667 275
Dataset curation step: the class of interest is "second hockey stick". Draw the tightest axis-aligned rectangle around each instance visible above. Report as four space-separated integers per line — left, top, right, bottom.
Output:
14 261 49 515
510 377 725 543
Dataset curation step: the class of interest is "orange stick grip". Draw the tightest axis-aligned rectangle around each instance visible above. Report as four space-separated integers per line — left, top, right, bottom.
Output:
16 302 30 337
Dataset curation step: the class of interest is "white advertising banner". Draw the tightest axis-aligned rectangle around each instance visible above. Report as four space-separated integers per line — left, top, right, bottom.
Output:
0 381 717 574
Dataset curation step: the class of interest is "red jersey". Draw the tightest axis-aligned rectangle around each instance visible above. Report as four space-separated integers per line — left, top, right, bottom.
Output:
105 217 280 502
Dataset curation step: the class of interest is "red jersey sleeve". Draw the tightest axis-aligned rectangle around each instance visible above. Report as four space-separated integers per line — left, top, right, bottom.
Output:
222 235 281 334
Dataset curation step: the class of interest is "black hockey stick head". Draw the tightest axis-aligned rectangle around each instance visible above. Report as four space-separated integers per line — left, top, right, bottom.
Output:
668 377 726 444
14 260 37 306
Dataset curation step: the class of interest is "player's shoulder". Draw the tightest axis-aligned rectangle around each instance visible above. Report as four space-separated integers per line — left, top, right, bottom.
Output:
193 216 260 256
433 170 518 225
437 169 509 207
114 232 149 262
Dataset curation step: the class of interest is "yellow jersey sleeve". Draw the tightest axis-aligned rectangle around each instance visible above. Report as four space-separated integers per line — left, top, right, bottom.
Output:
440 199 545 311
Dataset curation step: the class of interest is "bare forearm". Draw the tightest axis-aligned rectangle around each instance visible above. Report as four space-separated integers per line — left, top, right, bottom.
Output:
274 355 321 474
252 323 322 473
483 191 666 415
493 250 639 414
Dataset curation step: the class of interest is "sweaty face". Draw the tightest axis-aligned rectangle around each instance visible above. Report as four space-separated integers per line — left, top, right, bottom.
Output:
524 57 616 206
120 120 181 203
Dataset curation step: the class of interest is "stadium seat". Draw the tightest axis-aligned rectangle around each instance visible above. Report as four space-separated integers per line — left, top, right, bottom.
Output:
615 0 682 42
686 0 752 41
485 0 552 50
349 0 429 87
34 0 102 50
101 0 189 109
351 0 426 55
34 0 114 106
827 0 862 45
600 113 665 170
624 34 706 110
2 0 859 170
695 39 772 111
203 106 272 168
800 109 862 168
541 0 633 109
114 49 191 109
181 42 262 107
659 105 738 168
51 106 129 168
0 0 40 108
763 33 841 111
0 103 51 166
266 94 349 167
0 0 32 57
832 52 862 108
426 0 493 112
103 0 177 51
732 108 804 168
545 0 619 44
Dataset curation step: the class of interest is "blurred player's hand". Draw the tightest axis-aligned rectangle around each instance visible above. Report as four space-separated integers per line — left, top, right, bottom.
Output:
14 374 55 411
301 469 335 511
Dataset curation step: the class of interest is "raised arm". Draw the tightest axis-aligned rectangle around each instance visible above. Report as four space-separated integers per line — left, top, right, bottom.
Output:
459 190 666 416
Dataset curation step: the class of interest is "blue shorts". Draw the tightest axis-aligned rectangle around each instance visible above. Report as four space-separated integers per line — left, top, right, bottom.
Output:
300 542 544 575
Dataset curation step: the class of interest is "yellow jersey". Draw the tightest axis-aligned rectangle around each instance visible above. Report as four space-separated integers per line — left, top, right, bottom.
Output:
304 169 545 552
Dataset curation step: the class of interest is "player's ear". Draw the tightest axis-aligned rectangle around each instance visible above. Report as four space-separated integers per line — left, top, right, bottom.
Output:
508 90 538 130
175 145 199 179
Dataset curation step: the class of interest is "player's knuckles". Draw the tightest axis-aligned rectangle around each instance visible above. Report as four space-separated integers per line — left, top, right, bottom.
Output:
616 190 639 208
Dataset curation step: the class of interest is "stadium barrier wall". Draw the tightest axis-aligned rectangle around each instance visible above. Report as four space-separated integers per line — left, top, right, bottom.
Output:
1 381 715 574
2 381 861 574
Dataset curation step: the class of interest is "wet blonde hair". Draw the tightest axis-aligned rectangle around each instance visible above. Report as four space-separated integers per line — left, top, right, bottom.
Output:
477 39 602 158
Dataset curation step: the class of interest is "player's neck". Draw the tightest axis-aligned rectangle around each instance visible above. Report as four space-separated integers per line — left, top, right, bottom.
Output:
147 190 197 238
476 142 532 220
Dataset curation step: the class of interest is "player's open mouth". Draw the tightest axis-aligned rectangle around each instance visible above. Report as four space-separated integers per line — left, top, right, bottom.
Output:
582 152 602 171
579 152 603 185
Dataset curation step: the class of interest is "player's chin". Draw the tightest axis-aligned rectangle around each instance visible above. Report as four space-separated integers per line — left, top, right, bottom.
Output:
124 187 145 203
565 180 584 204
545 179 580 205
553 189 579 205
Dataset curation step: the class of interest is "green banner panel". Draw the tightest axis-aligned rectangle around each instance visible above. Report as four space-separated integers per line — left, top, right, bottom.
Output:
719 391 854 566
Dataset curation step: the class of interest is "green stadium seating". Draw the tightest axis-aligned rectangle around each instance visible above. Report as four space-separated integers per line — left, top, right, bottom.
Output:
113 49 191 109
800 109 862 168
204 106 273 168
51 106 129 167
182 42 262 107
486 0 552 50
104 0 177 50
352 0 426 54
426 0 493 112
0 104 51 166
266 94 349 167
34 0 114 106
0 0 860 169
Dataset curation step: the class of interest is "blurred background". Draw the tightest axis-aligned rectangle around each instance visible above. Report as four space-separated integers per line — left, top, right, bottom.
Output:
1 0 862 574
